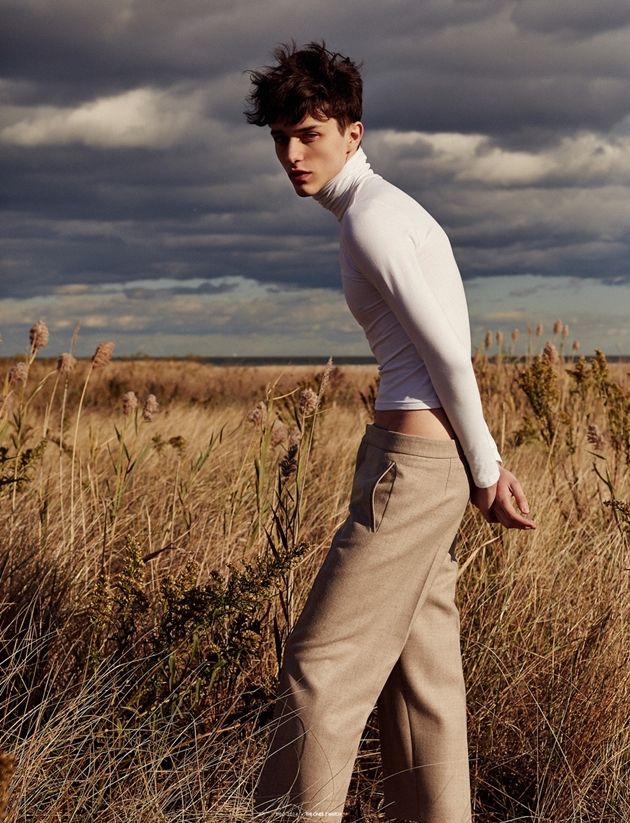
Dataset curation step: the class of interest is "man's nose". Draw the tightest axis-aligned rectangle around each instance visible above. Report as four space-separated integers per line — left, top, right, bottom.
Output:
286 138 304 165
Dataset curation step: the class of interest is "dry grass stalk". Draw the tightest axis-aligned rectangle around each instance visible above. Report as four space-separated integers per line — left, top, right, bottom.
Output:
70 339 116 553
316 355 334 404
0 750 16 820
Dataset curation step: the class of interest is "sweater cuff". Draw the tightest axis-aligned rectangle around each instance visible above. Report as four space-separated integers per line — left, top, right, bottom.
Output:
486 422 502 464
472 461 501 488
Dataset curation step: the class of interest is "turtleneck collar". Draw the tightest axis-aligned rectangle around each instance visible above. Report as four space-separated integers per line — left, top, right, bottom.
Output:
313 146 375 222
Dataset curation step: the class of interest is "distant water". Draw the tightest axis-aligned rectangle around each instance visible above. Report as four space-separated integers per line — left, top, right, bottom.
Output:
114 354 629 365
194 355 377 366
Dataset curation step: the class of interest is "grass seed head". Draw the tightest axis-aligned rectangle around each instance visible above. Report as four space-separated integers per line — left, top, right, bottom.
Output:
92 341 115 368
317 355 334 401
122 390 138 416
142 393 159 421
298 388 318 416
29 319 49 352
280 443 299 477
56 352 77 374
246 400 267 427
586 424 604 449
270 418 288 447
543 341 560 364
8 361 28 387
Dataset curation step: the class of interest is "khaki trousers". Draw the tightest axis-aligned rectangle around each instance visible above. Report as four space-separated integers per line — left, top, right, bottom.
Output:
254 423 472 822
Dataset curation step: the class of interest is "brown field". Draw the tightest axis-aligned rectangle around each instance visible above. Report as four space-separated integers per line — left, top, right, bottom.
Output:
0 332 629 822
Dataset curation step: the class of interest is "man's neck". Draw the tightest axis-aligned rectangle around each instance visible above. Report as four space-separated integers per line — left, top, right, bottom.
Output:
313 146 374 222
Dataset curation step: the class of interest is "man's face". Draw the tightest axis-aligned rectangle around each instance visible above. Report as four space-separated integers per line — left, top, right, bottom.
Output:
270 114 363 197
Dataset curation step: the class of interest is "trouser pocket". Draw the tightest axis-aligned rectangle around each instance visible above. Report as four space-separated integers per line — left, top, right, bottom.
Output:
348 442 397 533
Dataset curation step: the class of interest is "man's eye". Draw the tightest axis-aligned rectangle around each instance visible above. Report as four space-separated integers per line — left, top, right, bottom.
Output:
303 132 319 140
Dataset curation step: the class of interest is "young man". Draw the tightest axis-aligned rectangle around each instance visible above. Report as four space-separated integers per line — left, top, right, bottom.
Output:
246 42 536 823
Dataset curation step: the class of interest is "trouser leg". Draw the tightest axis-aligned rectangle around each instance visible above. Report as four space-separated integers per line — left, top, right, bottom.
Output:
253 426 470 820
377 540 472 823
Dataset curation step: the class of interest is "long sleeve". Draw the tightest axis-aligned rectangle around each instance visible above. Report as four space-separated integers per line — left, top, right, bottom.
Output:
342 202 501 488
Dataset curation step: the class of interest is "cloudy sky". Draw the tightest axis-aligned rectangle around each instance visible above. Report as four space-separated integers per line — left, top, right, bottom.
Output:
2 0 630 359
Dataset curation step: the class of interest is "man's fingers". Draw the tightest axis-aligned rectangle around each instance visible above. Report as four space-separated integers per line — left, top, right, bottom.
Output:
509 478 530 514
492 496 536 529
479 469 536 529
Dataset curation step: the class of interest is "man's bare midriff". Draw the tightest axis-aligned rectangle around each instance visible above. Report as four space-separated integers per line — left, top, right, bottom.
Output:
373 407 457 440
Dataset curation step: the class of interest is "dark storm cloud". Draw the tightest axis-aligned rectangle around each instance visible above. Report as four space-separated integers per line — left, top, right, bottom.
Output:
366 72 630 140
3 0 629 136
2 0 630 323
1 0 239 102
510 0 630 37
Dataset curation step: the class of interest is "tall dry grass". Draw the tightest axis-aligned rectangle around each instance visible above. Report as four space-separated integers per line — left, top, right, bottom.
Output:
0 322 628 822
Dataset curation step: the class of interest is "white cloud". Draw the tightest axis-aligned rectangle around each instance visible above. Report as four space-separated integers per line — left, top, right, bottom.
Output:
0 87 206 148
370 128 630 188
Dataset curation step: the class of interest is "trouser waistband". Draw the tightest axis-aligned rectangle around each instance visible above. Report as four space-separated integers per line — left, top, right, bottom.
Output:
364 422 462 458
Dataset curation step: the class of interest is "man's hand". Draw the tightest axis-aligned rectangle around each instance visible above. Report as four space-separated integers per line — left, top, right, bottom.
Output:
470 465 536 530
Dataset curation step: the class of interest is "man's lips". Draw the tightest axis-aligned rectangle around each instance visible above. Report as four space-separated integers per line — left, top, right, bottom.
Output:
289 170 311 182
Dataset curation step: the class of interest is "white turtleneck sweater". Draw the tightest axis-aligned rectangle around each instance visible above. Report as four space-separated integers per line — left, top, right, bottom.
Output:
314 146 502 488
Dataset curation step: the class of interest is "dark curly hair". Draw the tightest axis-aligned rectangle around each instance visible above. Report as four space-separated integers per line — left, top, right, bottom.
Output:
244 41 363 132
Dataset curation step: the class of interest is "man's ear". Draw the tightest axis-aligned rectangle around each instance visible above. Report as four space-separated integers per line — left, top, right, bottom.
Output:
347 121 364 153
